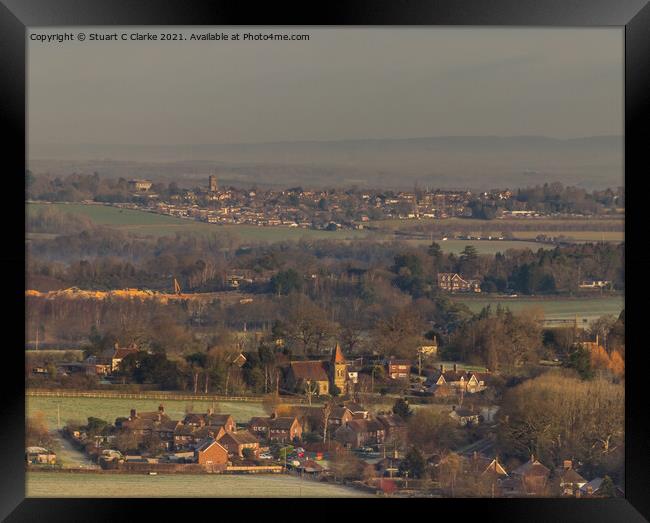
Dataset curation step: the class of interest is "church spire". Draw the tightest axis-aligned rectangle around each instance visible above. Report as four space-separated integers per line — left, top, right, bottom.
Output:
332 343 346 363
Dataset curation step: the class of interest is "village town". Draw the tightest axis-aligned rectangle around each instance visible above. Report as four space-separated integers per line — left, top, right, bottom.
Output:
27 327 624 498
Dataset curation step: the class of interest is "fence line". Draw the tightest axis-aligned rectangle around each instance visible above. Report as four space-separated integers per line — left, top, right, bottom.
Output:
26 389 309 404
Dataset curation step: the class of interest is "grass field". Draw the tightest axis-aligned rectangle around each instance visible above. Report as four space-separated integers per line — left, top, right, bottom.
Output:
26 472 370 497
395 239 547 254
27 396 269 429
373 216 624 230
510 230 623 242
27 203 370 241
452 295 624 320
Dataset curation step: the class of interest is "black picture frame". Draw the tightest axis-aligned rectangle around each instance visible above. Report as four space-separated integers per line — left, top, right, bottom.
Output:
2 1 648 521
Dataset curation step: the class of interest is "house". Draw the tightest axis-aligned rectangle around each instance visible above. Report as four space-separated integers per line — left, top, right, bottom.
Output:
386 359 411 380
557 460 587 496
218 431 260 457
295 459 325 476
579 279 611 290
449 405 481 426
333 419 385 448
269 415 303 443
328 407 354 430
111 343 141 372
418 339 438 358
579 477 625 498
427 364 489 394
248 417 271 438
344 402 370 420
512 455 551 495
25 447 56 465
437 273 481 293
376 414 408 443
194 437 229 468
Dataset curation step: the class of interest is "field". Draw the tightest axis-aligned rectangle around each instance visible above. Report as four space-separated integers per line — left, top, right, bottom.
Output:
27 203 370 241
396 239 547 254
452 295 624 321
27 396 269 430
373 217 624 243
26 472 370 498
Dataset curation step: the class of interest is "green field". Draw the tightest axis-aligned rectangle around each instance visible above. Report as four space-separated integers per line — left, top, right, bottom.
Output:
27 203 370 241
510 230 623 242
27 396 268 429
26 472 370 498
453 295 624 321
397 239 546 254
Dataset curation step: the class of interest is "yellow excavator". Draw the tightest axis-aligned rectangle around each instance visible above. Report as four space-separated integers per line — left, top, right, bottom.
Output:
173 278 182 295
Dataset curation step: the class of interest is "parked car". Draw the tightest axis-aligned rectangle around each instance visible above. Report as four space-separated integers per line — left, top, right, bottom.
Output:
259 453 273 460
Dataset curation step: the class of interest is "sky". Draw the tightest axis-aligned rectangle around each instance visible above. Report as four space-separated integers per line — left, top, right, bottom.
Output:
28 27 623 147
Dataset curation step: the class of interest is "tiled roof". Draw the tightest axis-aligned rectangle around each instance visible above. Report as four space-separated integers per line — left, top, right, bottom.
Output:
346 419 383 433
269 417 298 430
290 361 330 382
513 458 551 477
220 430 259 445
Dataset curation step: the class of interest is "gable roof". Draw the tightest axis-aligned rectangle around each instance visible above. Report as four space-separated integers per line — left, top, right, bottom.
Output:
559 468 587 485
269 417 299 430
289 361 330 382
512 457 551 477
376 414 407 429
113 347 140 360
195 437 228 454
346 419 384 433
219 430 259 446
330 407 352 420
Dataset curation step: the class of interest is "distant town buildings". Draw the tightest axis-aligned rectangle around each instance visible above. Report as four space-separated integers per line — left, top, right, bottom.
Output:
437 273 482 293
128 179 153 192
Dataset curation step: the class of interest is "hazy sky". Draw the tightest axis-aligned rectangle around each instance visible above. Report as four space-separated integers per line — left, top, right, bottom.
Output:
28 27 623 146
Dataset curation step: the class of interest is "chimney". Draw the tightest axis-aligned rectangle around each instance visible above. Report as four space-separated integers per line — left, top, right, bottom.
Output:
130 409 137 419
453 363 457 372
270 411 277 419
207 408 213 416
563 460 572 470
440 364 444 372
158 404 164 413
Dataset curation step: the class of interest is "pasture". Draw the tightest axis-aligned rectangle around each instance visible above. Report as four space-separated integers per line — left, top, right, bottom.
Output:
452 295 624 321
26 472 370 498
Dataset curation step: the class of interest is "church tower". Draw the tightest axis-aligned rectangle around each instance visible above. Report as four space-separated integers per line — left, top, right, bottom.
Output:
331 343 347 393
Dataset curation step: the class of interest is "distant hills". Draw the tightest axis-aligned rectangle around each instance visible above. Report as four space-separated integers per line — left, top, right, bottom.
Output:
29 135 623 190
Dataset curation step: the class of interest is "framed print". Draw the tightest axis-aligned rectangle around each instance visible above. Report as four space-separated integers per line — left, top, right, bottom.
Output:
1 0 648 521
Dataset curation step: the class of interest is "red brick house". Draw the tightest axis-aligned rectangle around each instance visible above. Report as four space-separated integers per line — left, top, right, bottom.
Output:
269 416 302 443
333 419 385 448
218 431 260 457
195 437 229 469
387 359 411 380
